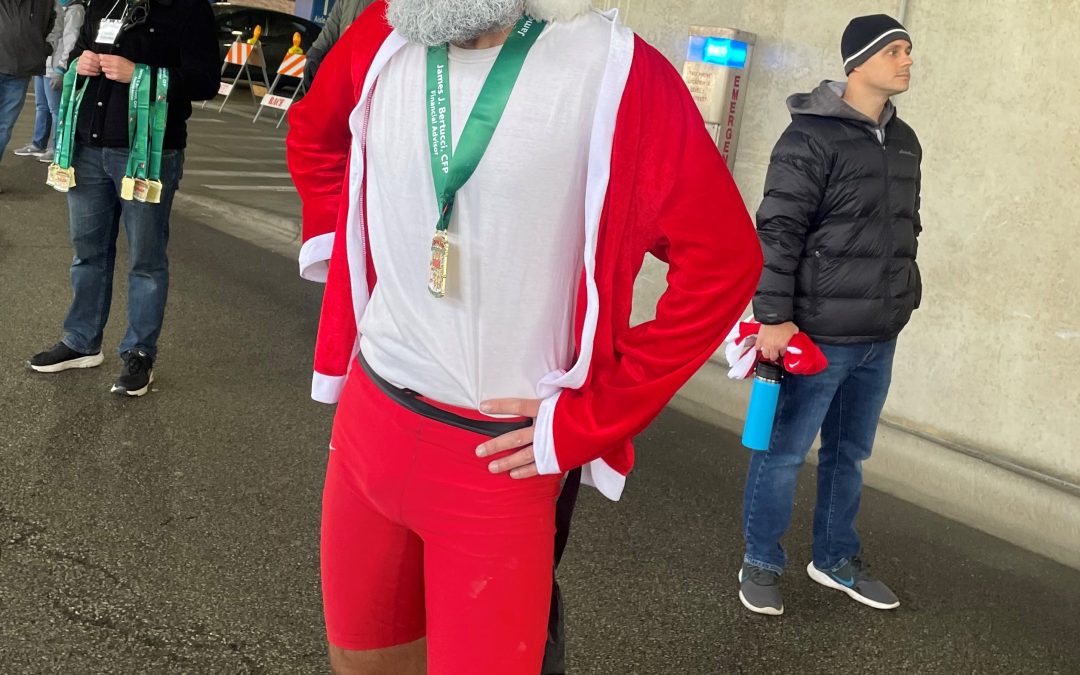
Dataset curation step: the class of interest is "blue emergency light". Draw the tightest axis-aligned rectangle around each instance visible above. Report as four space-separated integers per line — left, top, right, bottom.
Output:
686 36 749 69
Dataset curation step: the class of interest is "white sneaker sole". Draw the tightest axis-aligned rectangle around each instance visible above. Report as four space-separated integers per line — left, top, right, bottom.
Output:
28 352 105 373
111 371 154 397
805 562 900 610
737 569 784 616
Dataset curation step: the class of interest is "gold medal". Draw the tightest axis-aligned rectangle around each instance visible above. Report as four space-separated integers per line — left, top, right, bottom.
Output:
428 231 450 298
145 180 163 204
46 163 58 188
133 178 150 203
51 165 74 193
121 176 136 201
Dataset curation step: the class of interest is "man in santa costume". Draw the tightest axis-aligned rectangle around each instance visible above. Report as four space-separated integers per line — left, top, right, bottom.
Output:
287 0 762 672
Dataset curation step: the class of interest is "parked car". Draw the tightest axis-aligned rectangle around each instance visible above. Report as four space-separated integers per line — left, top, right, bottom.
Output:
211 3 322 82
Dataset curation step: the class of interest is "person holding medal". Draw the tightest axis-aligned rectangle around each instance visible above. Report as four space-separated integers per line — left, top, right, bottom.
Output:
287 1 763 672
26 0 218 396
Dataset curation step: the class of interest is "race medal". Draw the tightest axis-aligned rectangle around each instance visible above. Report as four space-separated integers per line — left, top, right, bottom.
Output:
51 166 72 193
121 176 136 201
133 178 150 203
428 231 450 298
46 163 59 188
145 180 163 204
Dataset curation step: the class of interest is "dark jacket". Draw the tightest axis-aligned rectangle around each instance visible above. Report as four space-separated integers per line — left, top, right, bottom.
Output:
753 80 923 344
303 0 376 86
71 0 219 150
0 0 54 77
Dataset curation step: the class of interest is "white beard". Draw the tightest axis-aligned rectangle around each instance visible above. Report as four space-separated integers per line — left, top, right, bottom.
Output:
386 0 527 46
386 0 594 46
524 0 592 22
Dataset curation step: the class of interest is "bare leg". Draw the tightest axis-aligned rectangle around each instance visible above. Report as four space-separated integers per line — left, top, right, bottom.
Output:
329 638 427 675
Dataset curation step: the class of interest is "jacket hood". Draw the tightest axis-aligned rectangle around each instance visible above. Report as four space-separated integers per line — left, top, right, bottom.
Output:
787 80 895 128
525 0 592 22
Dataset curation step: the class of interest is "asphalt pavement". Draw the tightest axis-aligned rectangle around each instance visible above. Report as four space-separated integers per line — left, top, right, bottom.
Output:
1 93 1078 674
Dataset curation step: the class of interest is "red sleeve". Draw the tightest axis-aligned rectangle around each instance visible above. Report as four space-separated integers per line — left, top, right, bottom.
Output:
287 1 391 280
550 40 763 472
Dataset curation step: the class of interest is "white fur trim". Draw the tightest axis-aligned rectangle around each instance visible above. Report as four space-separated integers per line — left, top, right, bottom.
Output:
346 33 409 330
299 232 335 282
312 371 347 404
545 10 634 392
532 390 563 476
581 458 626 501
525 0 592 22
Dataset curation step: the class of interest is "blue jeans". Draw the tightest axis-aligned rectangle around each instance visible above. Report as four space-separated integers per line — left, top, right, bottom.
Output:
61 145 184 361
742 339 897 574
0 73 31 160
32 76 60 150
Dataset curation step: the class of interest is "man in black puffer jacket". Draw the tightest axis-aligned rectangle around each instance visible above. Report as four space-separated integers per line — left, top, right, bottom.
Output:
737 14 923 617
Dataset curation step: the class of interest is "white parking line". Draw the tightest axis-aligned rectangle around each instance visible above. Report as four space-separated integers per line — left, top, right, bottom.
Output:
184 157 288 165
203 185 297 192
185 170 292 178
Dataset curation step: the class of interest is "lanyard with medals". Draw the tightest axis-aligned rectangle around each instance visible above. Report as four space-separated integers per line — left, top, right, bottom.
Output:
121 63 151 201
47 61 90 192
425 15 545 298
120 65 169 203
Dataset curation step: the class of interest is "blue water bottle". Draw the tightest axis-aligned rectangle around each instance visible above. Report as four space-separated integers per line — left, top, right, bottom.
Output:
741 361 783 451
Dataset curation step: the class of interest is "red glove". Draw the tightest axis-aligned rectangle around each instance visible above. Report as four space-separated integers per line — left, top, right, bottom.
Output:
724 319 828 379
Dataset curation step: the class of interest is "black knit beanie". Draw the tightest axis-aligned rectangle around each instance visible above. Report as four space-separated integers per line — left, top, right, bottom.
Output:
842 14 911 75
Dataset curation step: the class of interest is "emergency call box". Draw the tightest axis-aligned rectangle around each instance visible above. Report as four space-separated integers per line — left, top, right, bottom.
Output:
682 26 756 172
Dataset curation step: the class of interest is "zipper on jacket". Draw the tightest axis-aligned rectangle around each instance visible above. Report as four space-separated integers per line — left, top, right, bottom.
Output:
811 250 823 315
879 129 894 334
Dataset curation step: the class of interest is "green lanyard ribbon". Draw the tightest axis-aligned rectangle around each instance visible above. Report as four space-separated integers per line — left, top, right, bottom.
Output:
424 15 545 296
48 59 89 191
125 64 151 183
122 65 169 203
148 67 170 186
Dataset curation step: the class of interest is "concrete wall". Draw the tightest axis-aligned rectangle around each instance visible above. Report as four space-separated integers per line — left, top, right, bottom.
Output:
597 0 1080 569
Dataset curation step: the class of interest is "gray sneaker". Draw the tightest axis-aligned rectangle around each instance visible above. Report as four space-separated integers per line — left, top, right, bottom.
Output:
806 557 900 610
37 148 55 163
738 564 784 616
13 143 45 157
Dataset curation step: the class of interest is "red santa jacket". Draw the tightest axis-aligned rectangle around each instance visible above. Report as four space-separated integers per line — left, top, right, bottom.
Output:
286 2 763 500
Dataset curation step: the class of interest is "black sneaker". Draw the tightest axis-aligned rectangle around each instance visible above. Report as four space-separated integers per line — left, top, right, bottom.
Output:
738 563 784 616
27 342 105 373
111 350 154 397
807 557 900 610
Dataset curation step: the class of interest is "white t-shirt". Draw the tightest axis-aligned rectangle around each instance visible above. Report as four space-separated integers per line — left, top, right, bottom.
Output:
359 13 612 409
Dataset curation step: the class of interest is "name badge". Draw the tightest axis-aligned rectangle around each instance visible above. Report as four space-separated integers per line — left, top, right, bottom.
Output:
96 19 123 45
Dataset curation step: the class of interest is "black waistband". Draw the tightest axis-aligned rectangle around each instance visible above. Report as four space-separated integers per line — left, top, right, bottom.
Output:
357 354 532 439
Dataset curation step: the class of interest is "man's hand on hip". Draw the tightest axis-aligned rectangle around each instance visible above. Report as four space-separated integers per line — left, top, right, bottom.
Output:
757 321 799 362
99 55 137 83
475 398 542 480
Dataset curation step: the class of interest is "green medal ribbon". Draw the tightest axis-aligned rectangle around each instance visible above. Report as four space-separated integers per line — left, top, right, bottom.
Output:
49 60 89 191
122 64 151 200
148 69 170 183
145 68 170 203
424 15 545 297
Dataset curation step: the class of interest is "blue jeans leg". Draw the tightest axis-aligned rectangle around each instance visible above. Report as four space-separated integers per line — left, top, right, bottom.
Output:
743 362 847 573
115 148 184 359
812 339 896 570
63 146 123 355
0 74 30 159
32 76 51 150
62 146 184 361
42 77 61 150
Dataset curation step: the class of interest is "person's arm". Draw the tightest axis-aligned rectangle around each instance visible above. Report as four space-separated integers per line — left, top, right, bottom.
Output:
752 126 829 328
288 1 390 281
56 4 85 72
164 0 219 102
308 0 346 59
